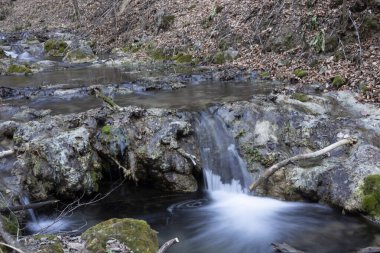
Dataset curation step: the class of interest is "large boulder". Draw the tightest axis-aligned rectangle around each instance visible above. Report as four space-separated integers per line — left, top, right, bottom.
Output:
81 218 158 253
218 91 380 220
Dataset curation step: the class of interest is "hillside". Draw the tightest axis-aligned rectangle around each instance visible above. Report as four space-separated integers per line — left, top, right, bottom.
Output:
0 0 379 103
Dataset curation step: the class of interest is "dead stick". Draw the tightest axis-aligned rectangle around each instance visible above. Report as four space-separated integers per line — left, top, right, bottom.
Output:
0 242 25 253
0 200 59 213
0 149 14 159
157 238 179 253
249 138 357 192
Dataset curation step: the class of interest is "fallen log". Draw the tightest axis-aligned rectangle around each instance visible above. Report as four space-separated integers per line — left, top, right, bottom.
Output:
157 238 179 253
0 149 14 159
249 138 357 192
0 200 59 213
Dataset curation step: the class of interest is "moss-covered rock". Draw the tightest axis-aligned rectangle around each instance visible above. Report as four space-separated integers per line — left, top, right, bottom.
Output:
44 39 68 57
148 47 171 61
331 75 345 88
291 92 310 102
32 235 64 253
361 174 380 218
7 64 32 75
81 218 158 253
63 48 97 64
293 69 308 78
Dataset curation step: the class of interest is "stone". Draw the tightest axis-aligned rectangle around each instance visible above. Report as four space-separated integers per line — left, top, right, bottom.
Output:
82 218 158 253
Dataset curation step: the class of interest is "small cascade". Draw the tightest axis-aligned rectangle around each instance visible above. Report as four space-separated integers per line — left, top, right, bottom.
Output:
195 110 252 193
20 196 38 224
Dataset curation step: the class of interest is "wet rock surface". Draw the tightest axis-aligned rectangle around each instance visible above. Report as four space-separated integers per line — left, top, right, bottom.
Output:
216 91 380 219
0 105 199 200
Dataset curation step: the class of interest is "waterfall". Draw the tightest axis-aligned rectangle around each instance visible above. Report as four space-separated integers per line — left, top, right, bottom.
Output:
195 111 252 193
20 196 38 224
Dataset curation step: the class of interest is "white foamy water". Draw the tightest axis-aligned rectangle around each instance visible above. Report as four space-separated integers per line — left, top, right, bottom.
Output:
26 218 73 234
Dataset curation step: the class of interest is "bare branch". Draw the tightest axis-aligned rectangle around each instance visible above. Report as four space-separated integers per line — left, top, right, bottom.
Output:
0 200 59 213
157 238 179 253
249 138 357 192
0 242 25 253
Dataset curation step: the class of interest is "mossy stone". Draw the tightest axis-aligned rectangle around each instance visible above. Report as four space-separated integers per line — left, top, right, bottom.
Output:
148 48 171 61
32 235 64 253
44 39 68 57
82 218 158 253
361 174 380 218
291 92 310 102
293 69 308 78
7 64 32 75
332 75 345 88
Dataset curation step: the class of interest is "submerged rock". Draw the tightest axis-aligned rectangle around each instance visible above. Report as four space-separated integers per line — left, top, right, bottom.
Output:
81 218 158 253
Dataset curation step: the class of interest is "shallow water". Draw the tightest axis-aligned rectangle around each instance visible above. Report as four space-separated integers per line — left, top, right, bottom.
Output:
25 186 380 253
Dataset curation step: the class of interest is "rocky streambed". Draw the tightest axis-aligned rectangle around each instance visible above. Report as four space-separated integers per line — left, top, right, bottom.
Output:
0 31 380 253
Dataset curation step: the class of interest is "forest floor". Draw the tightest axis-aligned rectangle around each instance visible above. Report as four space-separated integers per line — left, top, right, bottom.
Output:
0 0 379 103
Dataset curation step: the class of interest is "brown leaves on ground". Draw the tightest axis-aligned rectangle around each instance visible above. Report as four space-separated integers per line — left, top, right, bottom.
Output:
0 0 379 104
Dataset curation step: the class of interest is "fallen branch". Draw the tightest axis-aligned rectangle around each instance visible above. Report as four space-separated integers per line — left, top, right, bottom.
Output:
176 148 198 166
92 88 123 112
249 138 357 192
157 238 179 253
0 200 59 213
0 149 14 159
0 242 25 253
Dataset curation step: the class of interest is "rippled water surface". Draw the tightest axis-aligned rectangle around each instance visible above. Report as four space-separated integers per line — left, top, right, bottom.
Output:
25 186 380 253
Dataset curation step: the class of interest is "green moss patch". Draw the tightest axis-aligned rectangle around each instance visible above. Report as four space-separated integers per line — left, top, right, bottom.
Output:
32 235 64 253
361 174 380 218
101 125 111 135
82 218 158 253
7 64 32 74
291 92 310 102
331 75 345 88
293 69 308 78
1 214 18 235
172 53 193 63
44 39 68 56
259 71 270 79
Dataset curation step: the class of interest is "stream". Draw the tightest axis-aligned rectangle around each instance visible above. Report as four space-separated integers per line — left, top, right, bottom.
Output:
3 63 380 253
